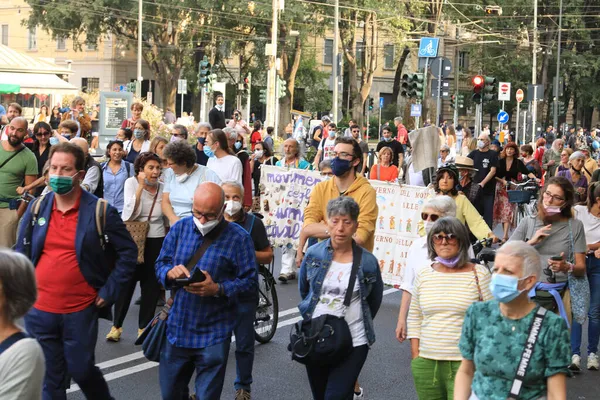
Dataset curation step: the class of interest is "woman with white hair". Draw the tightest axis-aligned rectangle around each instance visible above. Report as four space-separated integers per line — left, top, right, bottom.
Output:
557 150 588 203
0 250 45 399
438 144 454 167
455 241 570 400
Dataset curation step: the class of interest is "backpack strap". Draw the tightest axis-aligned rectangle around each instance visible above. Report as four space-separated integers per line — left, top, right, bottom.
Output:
242 213 256 235
95 199 108 249
0 332 27 356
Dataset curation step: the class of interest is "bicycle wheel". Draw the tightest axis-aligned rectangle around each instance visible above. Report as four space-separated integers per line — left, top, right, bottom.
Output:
254 265 279 343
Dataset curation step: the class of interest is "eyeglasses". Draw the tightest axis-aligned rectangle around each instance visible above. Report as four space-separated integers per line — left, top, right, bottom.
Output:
432 233 458 245
331 151 354 160
543 191 566 202
191 209 219 221
421 213 440 222
172 133 185 138
543 266 556 283
36 131 51 137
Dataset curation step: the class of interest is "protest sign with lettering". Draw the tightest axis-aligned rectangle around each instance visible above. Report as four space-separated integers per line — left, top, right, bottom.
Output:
259 165 324 250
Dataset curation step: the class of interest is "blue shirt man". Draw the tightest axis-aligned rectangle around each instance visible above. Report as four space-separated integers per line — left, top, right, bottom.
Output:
155 182 257 400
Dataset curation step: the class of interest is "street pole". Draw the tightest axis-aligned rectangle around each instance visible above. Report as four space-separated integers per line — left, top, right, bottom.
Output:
498 100 505 134
531 0 538 144
453 47 459 127
136 0 142 98
266 0 279 136
200 88 206 123
332 0 340 123
436 58 443 127
378 99 382 135
181 92 184 118
516 101 520 143
553 0 563 129
247 72 252 122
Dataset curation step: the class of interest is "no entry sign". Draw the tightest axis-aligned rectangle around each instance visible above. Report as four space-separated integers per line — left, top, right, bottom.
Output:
516 89 524 103
498 82 511 101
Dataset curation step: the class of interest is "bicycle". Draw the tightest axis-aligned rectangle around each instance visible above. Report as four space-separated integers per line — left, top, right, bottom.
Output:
254 258 279 343
507 179 539 228
472 237 496 273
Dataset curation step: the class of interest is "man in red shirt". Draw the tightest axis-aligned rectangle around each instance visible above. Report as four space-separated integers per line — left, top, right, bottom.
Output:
394 116 409 152
16 142 137 400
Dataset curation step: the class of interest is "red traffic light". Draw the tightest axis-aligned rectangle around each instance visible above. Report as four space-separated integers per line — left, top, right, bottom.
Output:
473 75 484 86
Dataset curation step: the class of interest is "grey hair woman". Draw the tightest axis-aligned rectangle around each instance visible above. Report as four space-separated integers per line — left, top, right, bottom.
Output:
298 196 383 400
557 150 588 203
455 241 570 400
396 196 458 342
0 250 45 398
161 140 222 225
407 217 492 399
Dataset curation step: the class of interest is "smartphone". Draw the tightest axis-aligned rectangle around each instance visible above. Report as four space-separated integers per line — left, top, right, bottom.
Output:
550 255 563 261
173 269 206 287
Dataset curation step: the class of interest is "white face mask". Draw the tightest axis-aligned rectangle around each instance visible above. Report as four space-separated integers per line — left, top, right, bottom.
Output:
424 221 436 234
254 150 264 158
175 173 189 183
193 215 221 236
477 140 486 149
224 200 243 216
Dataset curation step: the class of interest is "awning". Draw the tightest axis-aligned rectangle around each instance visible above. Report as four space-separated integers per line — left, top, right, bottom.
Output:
0 72 78 96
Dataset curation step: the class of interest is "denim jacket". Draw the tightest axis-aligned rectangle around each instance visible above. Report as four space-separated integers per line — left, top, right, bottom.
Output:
298 239 384 346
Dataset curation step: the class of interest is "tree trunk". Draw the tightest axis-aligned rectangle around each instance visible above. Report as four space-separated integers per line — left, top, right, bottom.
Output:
279 35 302 135
391 46 411 104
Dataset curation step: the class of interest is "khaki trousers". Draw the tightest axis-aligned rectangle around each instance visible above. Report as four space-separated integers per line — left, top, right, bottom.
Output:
0 207 20 248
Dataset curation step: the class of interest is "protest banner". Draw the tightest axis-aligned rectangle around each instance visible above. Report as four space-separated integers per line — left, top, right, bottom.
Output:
259 165 324 250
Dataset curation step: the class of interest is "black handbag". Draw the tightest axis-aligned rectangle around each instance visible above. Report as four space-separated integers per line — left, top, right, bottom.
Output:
288 245 362 366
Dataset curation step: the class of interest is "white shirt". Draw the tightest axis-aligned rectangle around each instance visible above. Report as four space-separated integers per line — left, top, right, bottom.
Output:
401 236 475 295
312 260 367 347
318 137 337 161
408 163 425 187
574 204 600 245
0 337 45 400
122 178 166 238
207 154 243 186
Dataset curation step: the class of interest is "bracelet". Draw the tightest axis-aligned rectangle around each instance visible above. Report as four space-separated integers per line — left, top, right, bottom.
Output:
568 262 575 273
324 229 330 236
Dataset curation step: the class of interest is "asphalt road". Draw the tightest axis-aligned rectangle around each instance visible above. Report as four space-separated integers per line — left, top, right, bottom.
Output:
66 249 600 400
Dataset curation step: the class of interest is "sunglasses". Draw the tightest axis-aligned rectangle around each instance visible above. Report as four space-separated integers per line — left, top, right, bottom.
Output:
432 233 458 245
421 212 440 222
543 266 556 283
36 131 51 137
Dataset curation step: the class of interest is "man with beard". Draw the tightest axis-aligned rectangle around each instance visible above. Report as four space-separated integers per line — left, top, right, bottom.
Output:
542 139 564 179
0 103 23 140
0 117 38 247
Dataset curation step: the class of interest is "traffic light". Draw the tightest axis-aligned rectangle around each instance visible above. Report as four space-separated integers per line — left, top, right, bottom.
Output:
368 97 374 110
451 94 456 109
259 88 267 104
198 56 211 88
243 76 250 92
400 73 424 99
126 82 136 93
457 93 465 109
482 76 497 101
472 75 484 104
277 76 287 98
401 74 411 98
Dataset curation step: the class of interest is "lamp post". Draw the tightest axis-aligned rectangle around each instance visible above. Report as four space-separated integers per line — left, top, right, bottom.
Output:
136 0 142 98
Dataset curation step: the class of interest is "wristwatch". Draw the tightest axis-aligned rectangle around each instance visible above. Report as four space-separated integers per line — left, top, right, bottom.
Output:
214 283 225 298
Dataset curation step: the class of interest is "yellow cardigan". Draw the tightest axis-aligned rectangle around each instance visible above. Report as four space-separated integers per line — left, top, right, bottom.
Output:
304 175 378 252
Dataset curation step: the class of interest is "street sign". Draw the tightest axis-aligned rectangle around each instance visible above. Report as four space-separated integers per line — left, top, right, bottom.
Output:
497 111 509 124
177 79 187 95
498 82 511 101
430 57 452 79
418 37 439 58
431 79 451 98
410 104 422 117
379 97 384 108
527 84 544 102
516 89 524 103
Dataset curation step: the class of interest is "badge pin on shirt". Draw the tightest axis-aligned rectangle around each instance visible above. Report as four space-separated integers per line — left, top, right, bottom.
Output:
38 217 46 226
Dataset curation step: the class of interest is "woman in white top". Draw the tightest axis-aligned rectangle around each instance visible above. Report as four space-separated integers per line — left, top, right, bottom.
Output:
33 104 50 124
124 119 151 163
205 128 243 185
161 139 221 226
106 153 166 342
571 181 600 371
0 250 45 400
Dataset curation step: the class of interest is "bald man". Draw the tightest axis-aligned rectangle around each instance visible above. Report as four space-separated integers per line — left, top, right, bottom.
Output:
0 116 38 247
155 182 258 400
70 137 103 197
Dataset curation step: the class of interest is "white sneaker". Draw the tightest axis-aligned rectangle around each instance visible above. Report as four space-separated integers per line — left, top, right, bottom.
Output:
353 387 364 400
588 353 599 371
569 354 581 372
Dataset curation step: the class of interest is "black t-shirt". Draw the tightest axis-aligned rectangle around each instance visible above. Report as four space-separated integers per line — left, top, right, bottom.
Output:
252 156 278 194
234 213 269 300
376 140 404 167
310 125 323 149
357 141 369 174
467 149 499 194
496 158 530 182
194 144 208 166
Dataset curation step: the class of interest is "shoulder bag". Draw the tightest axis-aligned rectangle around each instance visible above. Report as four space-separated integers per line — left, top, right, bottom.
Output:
288 244 362 366
135 221 228 361
124 188 159 263
567 219 590 325
506 307 547 400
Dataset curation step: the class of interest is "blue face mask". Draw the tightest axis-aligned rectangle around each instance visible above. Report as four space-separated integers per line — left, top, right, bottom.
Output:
197 137 206 145
203 145 215 158
49 137 59 146
330 157 353 177
383 136 392 142
234 141 242 150
490 273 528 303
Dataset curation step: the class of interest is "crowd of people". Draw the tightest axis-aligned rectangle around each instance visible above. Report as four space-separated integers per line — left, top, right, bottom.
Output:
0 94 599 400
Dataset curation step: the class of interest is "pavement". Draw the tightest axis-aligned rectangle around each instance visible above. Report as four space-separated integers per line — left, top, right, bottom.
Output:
65 248 600 400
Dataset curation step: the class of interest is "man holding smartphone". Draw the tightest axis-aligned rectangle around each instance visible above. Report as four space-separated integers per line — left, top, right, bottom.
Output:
155 182 258 400
227 109 251 138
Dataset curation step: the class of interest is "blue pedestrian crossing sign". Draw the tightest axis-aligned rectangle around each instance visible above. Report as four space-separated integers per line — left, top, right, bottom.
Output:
497 111 509 124
410 104 422 117
418 38 439 58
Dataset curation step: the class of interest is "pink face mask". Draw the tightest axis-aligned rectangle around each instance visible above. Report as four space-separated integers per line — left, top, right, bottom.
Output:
544 205 562 216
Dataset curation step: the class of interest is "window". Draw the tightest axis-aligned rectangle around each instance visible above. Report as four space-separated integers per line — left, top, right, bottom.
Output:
81 77 99 93
384 44 395 69
28 27 37 50
356 42 365 69
458 51 469 71
323 39 333 65
1 25 8 46
56 37 66 50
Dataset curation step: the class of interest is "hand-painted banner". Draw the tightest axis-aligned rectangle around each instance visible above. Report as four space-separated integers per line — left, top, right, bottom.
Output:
260 165 325 250
260 165 433 285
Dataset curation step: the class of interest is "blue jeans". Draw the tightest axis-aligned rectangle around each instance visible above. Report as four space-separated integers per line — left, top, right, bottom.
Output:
24 305 113 400
571 255 600 355
159 338 231 400
234 299 257 391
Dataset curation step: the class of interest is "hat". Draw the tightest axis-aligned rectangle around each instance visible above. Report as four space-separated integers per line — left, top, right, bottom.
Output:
578 144 590 153
454 155 478 171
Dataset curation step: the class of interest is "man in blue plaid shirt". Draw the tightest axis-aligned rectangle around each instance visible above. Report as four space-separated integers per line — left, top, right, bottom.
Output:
155 182 258 400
